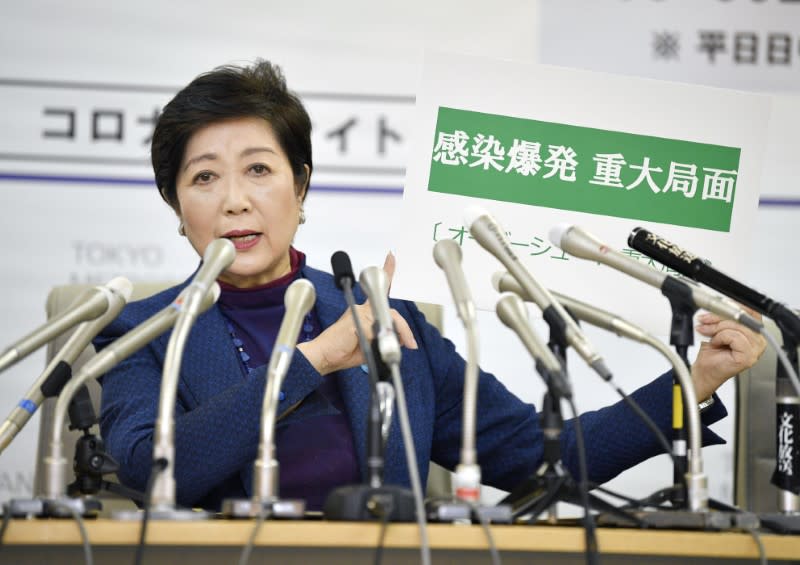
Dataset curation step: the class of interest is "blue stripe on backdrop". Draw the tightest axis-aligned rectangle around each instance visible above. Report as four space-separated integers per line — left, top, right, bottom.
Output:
1 172 798 204
0 173 404 195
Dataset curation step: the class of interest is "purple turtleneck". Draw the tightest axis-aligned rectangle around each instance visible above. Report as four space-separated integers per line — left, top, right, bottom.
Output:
217 248 360 510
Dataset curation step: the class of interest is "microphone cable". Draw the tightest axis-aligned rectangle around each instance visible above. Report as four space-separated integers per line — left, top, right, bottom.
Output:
372 497 393 565
134 456 168 565
468 501 502 565
609 383 676 469
565 397 599 565
762 328 800 397
0 503 11 548
238 504 272 565
50 499 94 565
744 527 768 565
385 361 431 565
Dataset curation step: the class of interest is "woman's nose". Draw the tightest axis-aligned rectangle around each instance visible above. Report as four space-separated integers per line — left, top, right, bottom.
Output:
223 180 251 214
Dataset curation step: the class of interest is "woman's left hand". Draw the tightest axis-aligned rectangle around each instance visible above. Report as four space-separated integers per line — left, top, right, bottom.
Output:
691 309 767 401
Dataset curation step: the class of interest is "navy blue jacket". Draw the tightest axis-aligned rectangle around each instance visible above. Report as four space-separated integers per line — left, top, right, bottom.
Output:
95 264 726 510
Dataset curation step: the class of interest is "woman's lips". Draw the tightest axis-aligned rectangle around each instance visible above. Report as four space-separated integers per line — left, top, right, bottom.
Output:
224 232 261 250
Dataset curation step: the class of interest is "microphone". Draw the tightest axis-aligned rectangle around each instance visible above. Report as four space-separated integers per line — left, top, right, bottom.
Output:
0 277 133 374
358 266 401 365
433 239 482 501
329 251 389 490
323 253 417 525
464 206 612 381
253 279 316 503
628 227 800 341
494 270 709 511
549 224 763 333
0 277 133 454
151 238 236 512
331 250 355 291
433 239 477 325
495 292 571 398
493 271 649 343
43 282 221 500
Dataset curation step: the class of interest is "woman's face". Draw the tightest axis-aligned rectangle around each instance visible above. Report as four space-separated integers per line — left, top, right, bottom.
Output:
175 116 307 288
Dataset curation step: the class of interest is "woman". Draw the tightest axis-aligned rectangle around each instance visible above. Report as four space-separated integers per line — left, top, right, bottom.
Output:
95 60 766 512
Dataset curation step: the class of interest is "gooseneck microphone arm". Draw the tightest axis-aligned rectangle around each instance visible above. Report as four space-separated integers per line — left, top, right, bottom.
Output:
150 239 236 512
43 283 221 500
358 266 430 565
433 239 484 501
0 277 133 455
548 224 742 512
464 206 613 382
0 282 129 375
252 279 316 503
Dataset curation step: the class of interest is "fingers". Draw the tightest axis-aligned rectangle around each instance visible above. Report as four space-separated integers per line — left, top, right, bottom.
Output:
698 319 766 366
356 301 418 350
391 309 418 350
383 251 396 294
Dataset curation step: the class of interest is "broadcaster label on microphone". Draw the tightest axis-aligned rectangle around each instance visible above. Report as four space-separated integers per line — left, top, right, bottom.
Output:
427 106 740 232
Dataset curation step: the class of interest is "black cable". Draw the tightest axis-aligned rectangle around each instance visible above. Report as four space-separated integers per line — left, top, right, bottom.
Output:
372 498 393 565
566 397 599 565
591 484 671 511
0 503 11 547
238 504 271 565
467 501 502 565
50 500 94 565
611 384 676 467
134 457 168 565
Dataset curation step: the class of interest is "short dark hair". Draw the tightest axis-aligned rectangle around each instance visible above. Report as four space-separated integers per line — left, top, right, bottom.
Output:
151 60 313 209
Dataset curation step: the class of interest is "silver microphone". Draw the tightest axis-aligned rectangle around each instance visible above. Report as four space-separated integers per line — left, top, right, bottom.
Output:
495 292 570 397
433 239 482 499
253 279 316 502
358 266 401 365
151 238 236 511
493 271 649 342
548 224 763 332
433 239 477 325
0 277 133 454
0 277 134 374
43 282 220 500
494 269 708 511
464 206 612 381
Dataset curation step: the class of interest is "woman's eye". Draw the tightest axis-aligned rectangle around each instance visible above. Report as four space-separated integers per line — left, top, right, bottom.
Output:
250 164 269 175
193 171 214 184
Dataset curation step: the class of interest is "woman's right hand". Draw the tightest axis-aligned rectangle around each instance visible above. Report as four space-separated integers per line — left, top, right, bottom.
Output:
297 253 418 376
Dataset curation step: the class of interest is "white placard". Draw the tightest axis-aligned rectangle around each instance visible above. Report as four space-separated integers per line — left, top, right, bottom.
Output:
394 51 771 336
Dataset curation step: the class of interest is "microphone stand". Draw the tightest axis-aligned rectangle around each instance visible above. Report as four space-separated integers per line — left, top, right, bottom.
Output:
658 277 698 509
758 325 800 533
500 314 642 526
323 278 415 522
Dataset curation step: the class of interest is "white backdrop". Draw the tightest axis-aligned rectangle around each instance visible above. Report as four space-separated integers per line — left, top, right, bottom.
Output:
0 0 797 511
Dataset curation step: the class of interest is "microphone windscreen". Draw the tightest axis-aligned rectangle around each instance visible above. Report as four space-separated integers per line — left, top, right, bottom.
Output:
490 271 505 293
331 251 355 290
548 223 572 248
463 205 488 229
107 276 134 301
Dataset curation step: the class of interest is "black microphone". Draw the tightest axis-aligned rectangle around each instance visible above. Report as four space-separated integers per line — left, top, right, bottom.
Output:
324 252 416 524
628 227 800 341
330 250 386 488
331 250 354 291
